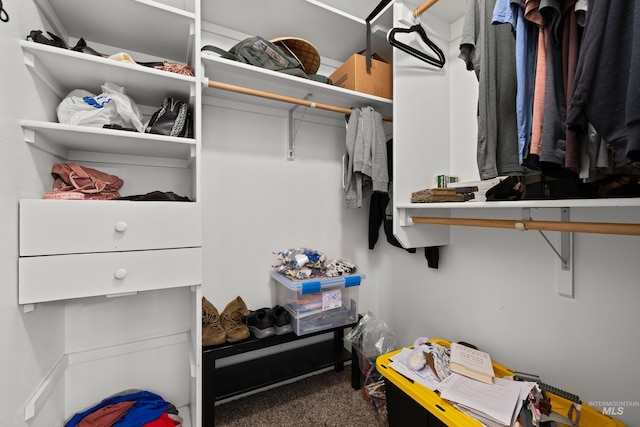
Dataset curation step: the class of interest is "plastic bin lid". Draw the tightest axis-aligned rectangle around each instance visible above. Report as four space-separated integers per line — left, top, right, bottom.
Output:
270 270 364 294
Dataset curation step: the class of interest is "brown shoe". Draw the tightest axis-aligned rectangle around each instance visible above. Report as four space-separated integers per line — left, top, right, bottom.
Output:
221 296 250 343
202 297 226 346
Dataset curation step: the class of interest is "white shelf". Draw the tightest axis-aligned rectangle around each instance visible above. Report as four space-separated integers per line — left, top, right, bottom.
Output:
201 0 468 65
21 41 195 105
202 0 394 63
202 54 393 120
34 0 195 62
397 198 640 210
22 120 196 165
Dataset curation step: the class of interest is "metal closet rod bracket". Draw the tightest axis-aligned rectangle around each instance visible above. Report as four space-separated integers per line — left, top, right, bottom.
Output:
288 94 312 161
522 208 574 298
521 208 570 270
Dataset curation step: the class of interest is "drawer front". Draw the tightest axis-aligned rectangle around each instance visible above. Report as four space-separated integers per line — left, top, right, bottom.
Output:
19 247 202 304
20 200 201 255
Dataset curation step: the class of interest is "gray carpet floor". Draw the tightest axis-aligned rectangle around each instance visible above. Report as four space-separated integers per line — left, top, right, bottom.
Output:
213 364 389 427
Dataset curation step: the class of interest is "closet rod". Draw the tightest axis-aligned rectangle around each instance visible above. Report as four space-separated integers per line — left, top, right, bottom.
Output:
413 0 440 18
207 80 393 122
411 216 640 236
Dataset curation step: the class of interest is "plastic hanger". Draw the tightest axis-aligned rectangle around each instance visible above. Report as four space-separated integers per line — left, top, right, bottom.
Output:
387 23 446 68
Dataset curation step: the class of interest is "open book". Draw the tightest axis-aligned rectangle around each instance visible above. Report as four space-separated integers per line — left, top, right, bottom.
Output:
449 342 495 384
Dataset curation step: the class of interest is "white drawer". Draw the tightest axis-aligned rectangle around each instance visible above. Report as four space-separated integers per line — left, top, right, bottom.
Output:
19 247 201 304
19 200 202 256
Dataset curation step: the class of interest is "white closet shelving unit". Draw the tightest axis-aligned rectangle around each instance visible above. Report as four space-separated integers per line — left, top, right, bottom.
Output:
200 0 394 126
19 0 639 422
389 0 640 298
201 54 393 121
19 0 202 425
389 0 640 229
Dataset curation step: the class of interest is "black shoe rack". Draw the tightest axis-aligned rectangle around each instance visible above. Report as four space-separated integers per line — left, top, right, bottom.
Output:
202 322 360 425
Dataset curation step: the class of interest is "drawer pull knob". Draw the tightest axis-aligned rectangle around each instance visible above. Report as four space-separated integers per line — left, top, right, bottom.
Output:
114 222 128 232
114 268 128 280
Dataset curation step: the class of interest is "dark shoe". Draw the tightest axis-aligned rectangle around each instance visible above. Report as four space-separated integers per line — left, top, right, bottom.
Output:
485 176 524 201
221 296 250 343
26 30 69 49
202 297 225 346
71 37 108 57
247 308 275 339
272 305 293 335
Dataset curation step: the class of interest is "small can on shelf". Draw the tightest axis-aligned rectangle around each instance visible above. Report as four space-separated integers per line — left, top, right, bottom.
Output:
270 270 363 336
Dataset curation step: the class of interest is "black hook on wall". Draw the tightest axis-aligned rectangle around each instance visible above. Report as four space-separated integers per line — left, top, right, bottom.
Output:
0 0 9 23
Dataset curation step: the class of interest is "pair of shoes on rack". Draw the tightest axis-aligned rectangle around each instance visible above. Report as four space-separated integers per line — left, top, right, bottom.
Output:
202 296 251 346
247 305 293 339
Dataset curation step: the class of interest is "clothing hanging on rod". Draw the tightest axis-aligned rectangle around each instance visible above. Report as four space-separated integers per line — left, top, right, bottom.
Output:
206 79 393 122
343 106 388 209
387 24 446 68
459 0 523 180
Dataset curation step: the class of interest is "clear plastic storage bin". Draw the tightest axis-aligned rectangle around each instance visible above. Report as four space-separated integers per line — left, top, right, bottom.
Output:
270 271 363 335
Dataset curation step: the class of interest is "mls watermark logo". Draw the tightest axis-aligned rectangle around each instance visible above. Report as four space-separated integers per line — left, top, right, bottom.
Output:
602 406 624 416
589 400 639 416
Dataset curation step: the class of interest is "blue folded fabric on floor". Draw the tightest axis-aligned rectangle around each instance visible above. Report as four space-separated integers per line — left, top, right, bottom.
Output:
65 390 171 427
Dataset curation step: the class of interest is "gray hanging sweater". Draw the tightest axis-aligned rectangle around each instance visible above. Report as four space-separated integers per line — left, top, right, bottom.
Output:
344 107 388 208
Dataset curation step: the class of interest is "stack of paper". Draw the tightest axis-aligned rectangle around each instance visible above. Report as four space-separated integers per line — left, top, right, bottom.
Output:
388 345 536 426
388 347 441 391
438 373 535 427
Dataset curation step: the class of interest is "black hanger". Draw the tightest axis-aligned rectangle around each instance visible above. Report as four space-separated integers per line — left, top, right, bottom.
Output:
388 24 446 68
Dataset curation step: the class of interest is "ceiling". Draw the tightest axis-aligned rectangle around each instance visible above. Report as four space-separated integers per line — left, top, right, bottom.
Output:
313 0 467 23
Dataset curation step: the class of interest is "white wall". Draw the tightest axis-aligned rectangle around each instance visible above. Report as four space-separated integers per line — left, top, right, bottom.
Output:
1 3 68 425
200 97 387 317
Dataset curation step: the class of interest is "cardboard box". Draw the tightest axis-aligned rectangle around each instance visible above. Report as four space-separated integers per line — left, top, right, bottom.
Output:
329 51 392 99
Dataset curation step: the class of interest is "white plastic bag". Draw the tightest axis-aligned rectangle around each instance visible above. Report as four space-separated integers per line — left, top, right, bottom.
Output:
56 82 144 132
344 311 398 359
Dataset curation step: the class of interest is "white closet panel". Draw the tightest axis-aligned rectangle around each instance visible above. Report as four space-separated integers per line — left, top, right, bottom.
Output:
392 3 452 248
